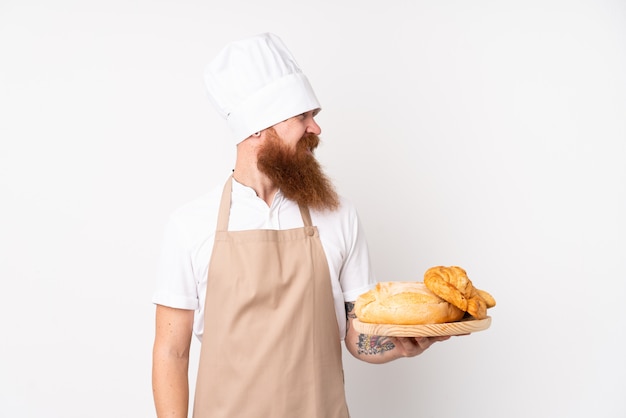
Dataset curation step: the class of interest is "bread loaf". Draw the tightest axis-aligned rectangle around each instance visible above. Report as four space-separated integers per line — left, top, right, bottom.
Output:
355 282 465 325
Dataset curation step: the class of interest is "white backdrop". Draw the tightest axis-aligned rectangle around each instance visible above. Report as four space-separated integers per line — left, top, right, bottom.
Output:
1 1 625 417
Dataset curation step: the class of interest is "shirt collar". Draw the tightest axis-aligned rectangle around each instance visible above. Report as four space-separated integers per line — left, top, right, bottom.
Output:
231 177 285 206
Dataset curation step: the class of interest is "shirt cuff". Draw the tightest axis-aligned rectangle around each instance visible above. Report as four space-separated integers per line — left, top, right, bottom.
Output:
152 292 199 310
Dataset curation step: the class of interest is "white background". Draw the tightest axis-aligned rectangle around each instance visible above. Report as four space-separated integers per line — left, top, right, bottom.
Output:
1 1 625 417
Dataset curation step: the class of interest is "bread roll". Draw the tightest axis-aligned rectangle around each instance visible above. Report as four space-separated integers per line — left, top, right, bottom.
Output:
355 282 465 325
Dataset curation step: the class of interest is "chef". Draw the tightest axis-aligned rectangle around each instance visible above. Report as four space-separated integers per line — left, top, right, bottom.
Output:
151 32 450 418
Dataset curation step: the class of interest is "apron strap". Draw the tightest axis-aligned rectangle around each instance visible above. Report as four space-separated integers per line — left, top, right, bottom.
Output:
216 176 233 231
298 204 313 228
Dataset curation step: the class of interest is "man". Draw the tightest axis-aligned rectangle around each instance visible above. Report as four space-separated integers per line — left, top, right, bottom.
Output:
152 33 450 418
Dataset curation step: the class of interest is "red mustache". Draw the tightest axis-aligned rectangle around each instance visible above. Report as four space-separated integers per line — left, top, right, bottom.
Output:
297 133 320 153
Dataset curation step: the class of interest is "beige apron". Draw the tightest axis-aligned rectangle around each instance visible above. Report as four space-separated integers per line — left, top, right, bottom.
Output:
193 177 350 418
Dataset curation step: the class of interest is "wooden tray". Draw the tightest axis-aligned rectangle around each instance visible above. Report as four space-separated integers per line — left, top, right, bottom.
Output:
352 316 491 337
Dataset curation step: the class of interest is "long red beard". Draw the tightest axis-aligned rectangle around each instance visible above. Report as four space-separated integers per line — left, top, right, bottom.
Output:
257 128 339 211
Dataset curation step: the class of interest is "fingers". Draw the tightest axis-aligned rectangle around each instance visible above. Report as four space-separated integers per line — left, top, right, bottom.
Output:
425 335 451 344
413 337 430 350
390 337 423 357
413 336 449 350
392 335 452 357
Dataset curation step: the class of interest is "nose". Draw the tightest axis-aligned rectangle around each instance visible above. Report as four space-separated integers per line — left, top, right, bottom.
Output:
306 116 322 135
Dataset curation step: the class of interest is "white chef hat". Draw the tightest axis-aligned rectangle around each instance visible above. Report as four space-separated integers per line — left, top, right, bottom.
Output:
204 33 321 143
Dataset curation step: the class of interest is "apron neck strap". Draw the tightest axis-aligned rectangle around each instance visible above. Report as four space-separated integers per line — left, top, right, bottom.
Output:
298 204 313 228
217 176 313 230
216 176 233 231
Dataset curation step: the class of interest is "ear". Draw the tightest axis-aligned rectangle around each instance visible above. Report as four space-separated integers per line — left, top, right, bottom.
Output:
240 131 264 145
237 132 264 154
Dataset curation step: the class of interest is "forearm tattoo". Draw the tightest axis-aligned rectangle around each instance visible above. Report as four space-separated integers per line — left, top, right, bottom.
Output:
345 302 356 319
356 334 396 355
345 302 395 355
345 302 356 334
